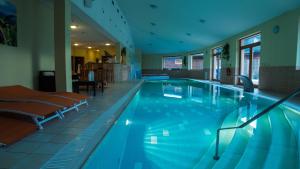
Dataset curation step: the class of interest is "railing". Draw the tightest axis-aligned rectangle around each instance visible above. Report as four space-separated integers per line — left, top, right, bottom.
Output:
235 75 254 93
213 88 300 160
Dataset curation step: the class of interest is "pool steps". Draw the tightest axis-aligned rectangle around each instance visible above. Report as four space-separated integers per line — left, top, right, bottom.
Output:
263 108 297 169
194 106 299 169
193 107 242 169
283 107 300 169
235 115 271 169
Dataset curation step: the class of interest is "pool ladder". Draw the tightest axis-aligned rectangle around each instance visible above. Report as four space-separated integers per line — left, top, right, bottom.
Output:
213 88 300 160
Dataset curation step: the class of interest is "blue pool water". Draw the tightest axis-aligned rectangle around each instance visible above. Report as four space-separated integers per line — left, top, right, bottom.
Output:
83 79 276 169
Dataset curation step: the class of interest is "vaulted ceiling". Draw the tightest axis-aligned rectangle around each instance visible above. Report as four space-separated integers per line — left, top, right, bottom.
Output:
116 0 300 55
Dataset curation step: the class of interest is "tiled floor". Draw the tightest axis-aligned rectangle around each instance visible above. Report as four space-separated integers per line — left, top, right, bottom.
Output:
0 80 141 169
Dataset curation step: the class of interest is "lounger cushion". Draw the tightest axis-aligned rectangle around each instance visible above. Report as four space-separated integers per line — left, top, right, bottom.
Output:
51 92 89 101
0 85 87 106
0 102 61 117
0 85 77 107
0 114 37 145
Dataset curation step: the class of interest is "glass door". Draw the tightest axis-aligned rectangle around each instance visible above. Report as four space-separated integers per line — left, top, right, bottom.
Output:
240 48 250 78
251 46 261 85
239 33 261 85
212 47 223 81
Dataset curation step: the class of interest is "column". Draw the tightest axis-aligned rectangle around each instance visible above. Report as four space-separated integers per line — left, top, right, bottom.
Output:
54 0 72 92
115 42 122 63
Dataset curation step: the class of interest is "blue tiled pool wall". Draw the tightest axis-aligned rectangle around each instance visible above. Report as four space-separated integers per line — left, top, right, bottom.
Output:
83 92 141 169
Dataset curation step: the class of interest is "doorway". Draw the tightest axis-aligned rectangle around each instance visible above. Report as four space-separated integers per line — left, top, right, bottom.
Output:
212 47 223 81
239 33 261 85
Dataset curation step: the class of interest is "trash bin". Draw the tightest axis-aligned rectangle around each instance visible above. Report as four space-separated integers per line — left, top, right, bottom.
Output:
39 71 56 92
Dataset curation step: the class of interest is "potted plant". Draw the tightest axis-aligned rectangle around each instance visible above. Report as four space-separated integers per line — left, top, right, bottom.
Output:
221 43 230 61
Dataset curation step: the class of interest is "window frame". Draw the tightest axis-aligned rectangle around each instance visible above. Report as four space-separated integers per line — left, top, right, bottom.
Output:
189 53 204 70
162 56 184 70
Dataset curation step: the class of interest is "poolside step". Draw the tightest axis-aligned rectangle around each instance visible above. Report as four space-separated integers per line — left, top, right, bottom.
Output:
234 115 271 169
262 108 298 169
194 104 300 169
282 106 300 169
211 125 251 169
193 108 240 169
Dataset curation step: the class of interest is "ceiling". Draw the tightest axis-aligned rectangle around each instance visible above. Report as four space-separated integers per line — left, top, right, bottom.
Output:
116 0 300 55
71 15 115 50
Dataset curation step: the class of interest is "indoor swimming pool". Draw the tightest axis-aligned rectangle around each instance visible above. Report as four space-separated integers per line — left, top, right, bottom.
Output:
82 79 299 169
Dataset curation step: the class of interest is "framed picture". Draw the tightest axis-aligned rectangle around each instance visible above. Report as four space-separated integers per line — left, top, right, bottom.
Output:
0 0 17 47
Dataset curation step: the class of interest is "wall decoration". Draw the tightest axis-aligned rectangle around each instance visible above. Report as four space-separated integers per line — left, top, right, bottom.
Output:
221 43 230 60
183 56 187 66
121 47 127 64
0 0 17 46
272 25 280 34
83 0 95 8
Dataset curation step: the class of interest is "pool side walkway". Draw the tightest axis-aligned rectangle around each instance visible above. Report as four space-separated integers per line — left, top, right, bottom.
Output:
0 80 142 169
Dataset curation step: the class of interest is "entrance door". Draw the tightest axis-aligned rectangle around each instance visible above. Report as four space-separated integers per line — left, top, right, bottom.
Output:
212 47 222 81
239 33 261 85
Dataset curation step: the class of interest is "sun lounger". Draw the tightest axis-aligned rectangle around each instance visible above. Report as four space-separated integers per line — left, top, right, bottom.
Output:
0 85 88 108
0 101 63 129
0 113 37 146
48 92 89 107
0 85 82 115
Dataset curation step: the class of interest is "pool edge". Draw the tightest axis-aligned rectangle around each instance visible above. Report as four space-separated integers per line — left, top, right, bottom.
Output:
41 80 144 169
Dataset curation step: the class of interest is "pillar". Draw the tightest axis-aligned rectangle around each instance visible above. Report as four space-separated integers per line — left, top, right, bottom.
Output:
115 42 122 64
54 0 72 92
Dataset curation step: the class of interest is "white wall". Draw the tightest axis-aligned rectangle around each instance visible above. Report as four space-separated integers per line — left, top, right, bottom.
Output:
0 0 54 88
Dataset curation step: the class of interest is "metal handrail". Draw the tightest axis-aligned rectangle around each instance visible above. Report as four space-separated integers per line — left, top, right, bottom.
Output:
213 88 300 160
235 75 254 93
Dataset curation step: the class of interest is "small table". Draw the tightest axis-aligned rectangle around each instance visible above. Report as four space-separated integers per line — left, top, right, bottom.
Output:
72 80 104 96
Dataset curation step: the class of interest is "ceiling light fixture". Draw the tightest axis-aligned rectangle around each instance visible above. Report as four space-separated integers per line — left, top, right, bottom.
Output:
199 19 206 24
70 25 78 29
150 22 156 26
96 49 100 52
105 43 111 46
73 43 79 46
88 46 92 49
149 4 158 9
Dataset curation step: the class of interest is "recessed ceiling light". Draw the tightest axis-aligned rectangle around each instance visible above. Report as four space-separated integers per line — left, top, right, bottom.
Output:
96 49 100 52
105 43 111 46
199 19 206 24
88 46 92 49
149 4 158 9
150 22 156 26
70 25 78 29
73 43 79 46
